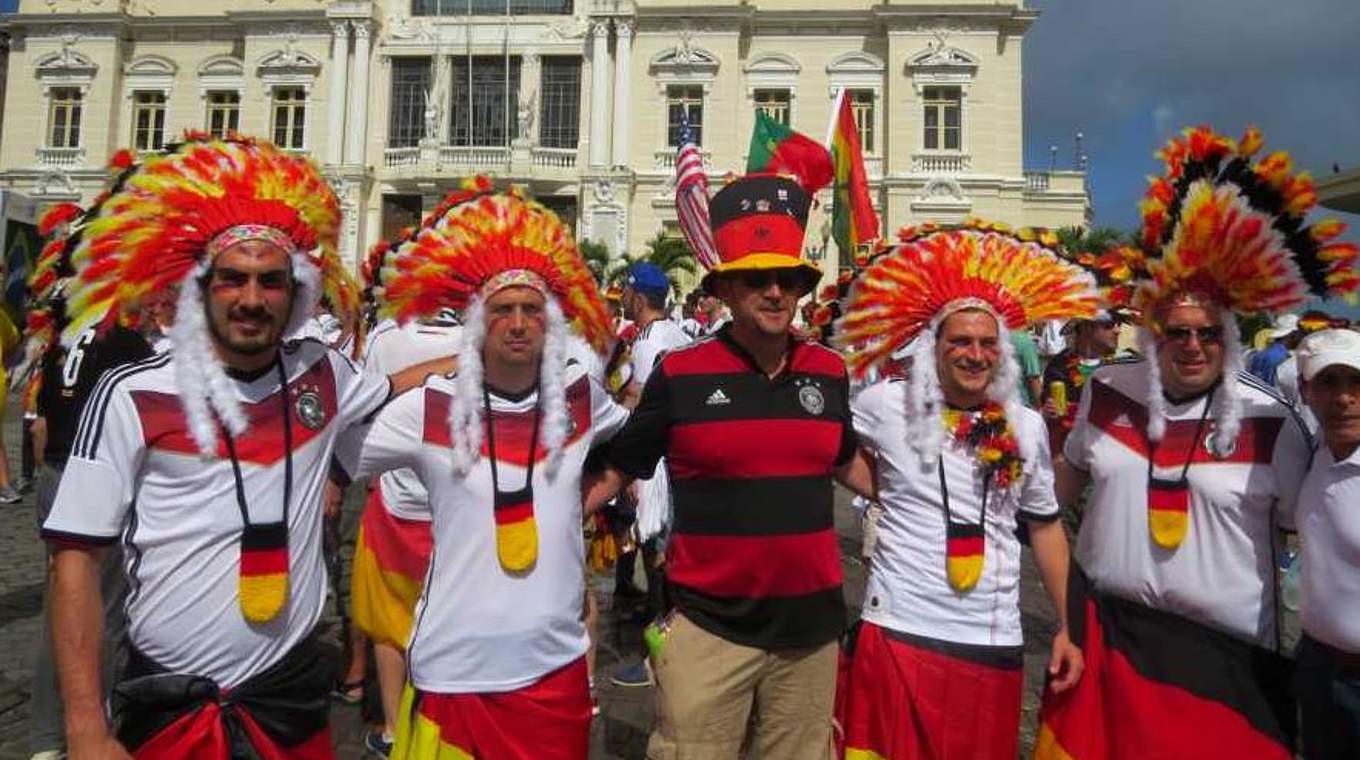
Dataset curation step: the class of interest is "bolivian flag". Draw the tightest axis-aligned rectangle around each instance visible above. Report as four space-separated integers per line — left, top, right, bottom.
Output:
828 89 880 259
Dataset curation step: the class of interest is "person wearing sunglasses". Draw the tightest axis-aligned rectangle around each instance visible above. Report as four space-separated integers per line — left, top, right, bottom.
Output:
585 173 876 759
1036 126 1344 760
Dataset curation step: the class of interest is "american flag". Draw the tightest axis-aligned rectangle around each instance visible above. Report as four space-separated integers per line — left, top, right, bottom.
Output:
673 117 720 269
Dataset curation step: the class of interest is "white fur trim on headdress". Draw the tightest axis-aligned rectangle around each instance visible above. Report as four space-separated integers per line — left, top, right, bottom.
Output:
171 251 324 457
538 298 570 477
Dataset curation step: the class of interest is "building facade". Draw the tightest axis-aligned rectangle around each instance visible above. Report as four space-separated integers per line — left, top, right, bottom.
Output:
0 0 1089 285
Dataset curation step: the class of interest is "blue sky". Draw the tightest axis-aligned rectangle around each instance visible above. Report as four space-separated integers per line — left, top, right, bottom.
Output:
0 1 15 13
1023 0 1360 316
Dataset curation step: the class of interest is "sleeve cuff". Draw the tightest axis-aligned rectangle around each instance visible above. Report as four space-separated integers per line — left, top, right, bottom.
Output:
41 528 118 549
1018 510 1062 524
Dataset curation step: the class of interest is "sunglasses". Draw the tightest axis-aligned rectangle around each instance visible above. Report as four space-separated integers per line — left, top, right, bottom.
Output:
1161 325 1224 345
738 269 808 292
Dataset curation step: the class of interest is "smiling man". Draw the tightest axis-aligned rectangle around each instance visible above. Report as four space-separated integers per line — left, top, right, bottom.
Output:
587 174 874 759
835 224 1095 760
1294 329 1360 759
1033 126 1356 760
40 137 451 760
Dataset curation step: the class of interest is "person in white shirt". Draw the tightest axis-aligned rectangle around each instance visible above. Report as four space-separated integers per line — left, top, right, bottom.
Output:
341 186 627 760
1294 328 1360 760
835 222 1092 759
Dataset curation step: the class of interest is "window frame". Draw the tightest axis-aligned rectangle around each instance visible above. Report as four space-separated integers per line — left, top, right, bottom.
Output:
271 86 309 151
47 87 84 149
387 57 432 149
753 88 791 127
847 89 875 154
922 85 963 152
204 90 242 140
666 84 704 148
538 55 582 150
130 90 168 152
448 56 522 148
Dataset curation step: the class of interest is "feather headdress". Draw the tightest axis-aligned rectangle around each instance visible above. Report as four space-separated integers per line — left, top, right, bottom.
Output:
1057 244 1144 324
63 134 344 456
836 221 1100 472
374 177 610 479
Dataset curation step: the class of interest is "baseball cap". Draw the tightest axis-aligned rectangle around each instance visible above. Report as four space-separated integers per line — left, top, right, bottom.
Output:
625 262 670 298
1297 329 1360 381
1269 312 1301 340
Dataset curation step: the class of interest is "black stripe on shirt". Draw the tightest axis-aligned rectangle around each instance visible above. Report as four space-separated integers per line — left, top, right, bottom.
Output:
671 475 834 536
674 583 846 650
74 353 171 460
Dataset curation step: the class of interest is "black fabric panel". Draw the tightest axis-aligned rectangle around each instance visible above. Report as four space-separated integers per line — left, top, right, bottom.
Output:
672 583 846 650
671 476 834 536
881 626 1024 670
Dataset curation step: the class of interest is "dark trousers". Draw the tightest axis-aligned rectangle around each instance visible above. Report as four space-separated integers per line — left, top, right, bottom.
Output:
1296 634 1360 759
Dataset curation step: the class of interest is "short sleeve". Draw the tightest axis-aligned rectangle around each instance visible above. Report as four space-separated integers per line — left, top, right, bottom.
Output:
1271 409 1314 531
850 380 887 455
604 363 672 479
42 381 144 544
334 350 392 430
1061 374 1098 471
834 371 859 467
1017 412 1061 521
336 386 426 482
590 372 630 443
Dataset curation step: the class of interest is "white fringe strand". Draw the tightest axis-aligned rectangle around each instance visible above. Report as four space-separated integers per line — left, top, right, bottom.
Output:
449 297 487 476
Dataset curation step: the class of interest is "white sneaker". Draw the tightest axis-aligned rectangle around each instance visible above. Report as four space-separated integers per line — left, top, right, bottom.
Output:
30 751 66 760
0 486 22 504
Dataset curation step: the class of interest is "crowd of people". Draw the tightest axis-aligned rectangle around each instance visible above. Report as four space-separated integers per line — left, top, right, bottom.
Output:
7 122 1360 760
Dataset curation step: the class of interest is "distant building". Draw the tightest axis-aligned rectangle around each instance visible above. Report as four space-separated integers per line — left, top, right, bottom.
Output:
1318 166 1360 214
0 0 1090 286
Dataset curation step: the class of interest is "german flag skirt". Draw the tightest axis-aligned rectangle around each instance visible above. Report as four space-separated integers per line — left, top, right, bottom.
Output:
392 658 591 760
842 622 1023 760
1034 570 1295 760
351 487 435 649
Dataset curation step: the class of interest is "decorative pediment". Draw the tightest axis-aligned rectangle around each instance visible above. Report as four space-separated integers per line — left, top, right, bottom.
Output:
827 51 884 75
35 49 98 79
257 48 323 76
125 55 178 77
920 177 966 201
908 45 979 71
649 39 719 79
744 52 800 75
198 55 245 78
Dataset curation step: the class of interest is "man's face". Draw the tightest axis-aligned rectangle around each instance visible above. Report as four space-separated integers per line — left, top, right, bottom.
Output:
935 309 1001 405
1305 365 1360 455
483 286 547 370
621 286 641 321
715 268 806 338
1087 318 1121 355
205 240 295 361
1155 304 1225 397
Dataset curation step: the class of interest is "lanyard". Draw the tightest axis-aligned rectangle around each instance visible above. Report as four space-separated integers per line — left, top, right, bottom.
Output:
1146 385 1216 484
222 360 293 529
484 386 541 497
939 453 990 531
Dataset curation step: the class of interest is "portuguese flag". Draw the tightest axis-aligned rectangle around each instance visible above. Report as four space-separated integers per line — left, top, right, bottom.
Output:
747 110 833 194
828 89 880 258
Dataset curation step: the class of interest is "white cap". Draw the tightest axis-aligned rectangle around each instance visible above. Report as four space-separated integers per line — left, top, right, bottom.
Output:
1269 312 1301 339
1297 329 1360 381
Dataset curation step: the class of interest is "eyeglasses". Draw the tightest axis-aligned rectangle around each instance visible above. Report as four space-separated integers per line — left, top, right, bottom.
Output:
1094 319 1120 330
738 269 808 293
1161 325 1224 345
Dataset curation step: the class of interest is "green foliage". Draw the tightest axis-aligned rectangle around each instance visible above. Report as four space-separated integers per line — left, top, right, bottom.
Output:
579 234 700 295
1055 225 1133 254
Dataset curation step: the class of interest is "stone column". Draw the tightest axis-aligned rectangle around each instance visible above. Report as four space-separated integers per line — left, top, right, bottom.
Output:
587 20 612 169
326 20 350 166
344 20 373 166
610 20 633 169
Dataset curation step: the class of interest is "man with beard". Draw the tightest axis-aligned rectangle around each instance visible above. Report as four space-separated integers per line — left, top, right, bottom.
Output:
1034 126 1354 760
586 174 875 759
339 186 627 759
42 137 452 760
835 223 1092 760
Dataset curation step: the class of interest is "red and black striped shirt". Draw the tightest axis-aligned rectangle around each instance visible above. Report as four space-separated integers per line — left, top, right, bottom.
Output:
606 326 856 648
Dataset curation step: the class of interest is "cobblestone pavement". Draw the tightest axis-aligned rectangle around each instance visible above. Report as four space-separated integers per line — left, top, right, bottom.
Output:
0 398 1063 759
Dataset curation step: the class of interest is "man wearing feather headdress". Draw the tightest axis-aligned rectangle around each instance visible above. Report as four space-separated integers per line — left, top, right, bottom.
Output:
1034 126 1356 760
40 135 452 760
338 181 629 760
834 221 1094 760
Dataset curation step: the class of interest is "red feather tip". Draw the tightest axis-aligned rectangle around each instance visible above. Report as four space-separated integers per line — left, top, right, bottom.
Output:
38 203 82 236
108 149 136 171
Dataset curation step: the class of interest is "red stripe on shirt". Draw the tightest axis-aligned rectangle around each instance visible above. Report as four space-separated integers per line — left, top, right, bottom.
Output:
667 529 842 598
1088 380 1284 466
421 377 590 465
240 546 289 575
668 417 845 480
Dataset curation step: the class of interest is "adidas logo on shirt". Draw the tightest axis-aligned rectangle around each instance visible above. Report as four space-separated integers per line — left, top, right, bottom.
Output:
706 389 731 406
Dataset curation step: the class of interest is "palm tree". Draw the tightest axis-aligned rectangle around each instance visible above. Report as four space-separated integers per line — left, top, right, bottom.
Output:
637 232 699 296
1055 225 1132 255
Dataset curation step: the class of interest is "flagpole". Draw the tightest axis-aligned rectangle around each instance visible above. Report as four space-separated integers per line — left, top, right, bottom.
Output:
825 87 846 148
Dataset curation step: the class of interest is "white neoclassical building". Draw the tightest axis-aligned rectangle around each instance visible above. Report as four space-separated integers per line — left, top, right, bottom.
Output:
0 0 1089 284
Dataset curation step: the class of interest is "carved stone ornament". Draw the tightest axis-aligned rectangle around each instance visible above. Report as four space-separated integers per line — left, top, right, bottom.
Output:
594 180 616 204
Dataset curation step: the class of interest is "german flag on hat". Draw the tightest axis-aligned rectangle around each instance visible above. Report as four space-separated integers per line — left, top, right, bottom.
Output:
701 174 820 293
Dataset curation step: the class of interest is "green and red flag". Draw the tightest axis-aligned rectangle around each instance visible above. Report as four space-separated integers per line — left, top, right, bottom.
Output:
746 110 833 194
827 89 880 259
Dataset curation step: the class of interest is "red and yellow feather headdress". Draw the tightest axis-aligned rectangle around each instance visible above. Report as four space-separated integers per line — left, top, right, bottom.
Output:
63 134 342 342
1136 125 1359 318
836 220 1101 376
377 177 611 352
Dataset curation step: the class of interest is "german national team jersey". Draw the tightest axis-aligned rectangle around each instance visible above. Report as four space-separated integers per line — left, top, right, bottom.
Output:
605 327 856 649
630 319 690 387
1064 360 1312 646
342 360 628 693
42 340 391 688
853 379 1059 647
363 319 461 522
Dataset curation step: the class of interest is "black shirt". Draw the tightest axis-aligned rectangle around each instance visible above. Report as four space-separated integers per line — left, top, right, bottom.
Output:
37 325 154 466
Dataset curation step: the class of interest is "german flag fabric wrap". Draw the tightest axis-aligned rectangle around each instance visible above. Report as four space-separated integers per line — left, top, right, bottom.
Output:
351 488 434 649
239 522 290 625
944 522 985 593
391 658 591 760
1034 569 1295 760
493 485 537 574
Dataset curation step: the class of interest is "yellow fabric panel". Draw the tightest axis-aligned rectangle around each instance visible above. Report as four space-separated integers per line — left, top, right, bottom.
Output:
351 526 423 648
1149 510 1188 549
238 572 288 624
1032 723 1077 760
496 517 538 573
393 685 475 760
845 748 891 760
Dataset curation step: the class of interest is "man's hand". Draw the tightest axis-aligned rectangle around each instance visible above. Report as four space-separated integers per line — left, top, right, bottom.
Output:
68 730 132 760
1046 627 1084 694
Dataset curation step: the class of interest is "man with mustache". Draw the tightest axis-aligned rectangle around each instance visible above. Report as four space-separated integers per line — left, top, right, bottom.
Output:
41 136 452 760
1293 329 1360 759
835 223 1092 760
1034 126 1352 760
587 174 875 759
